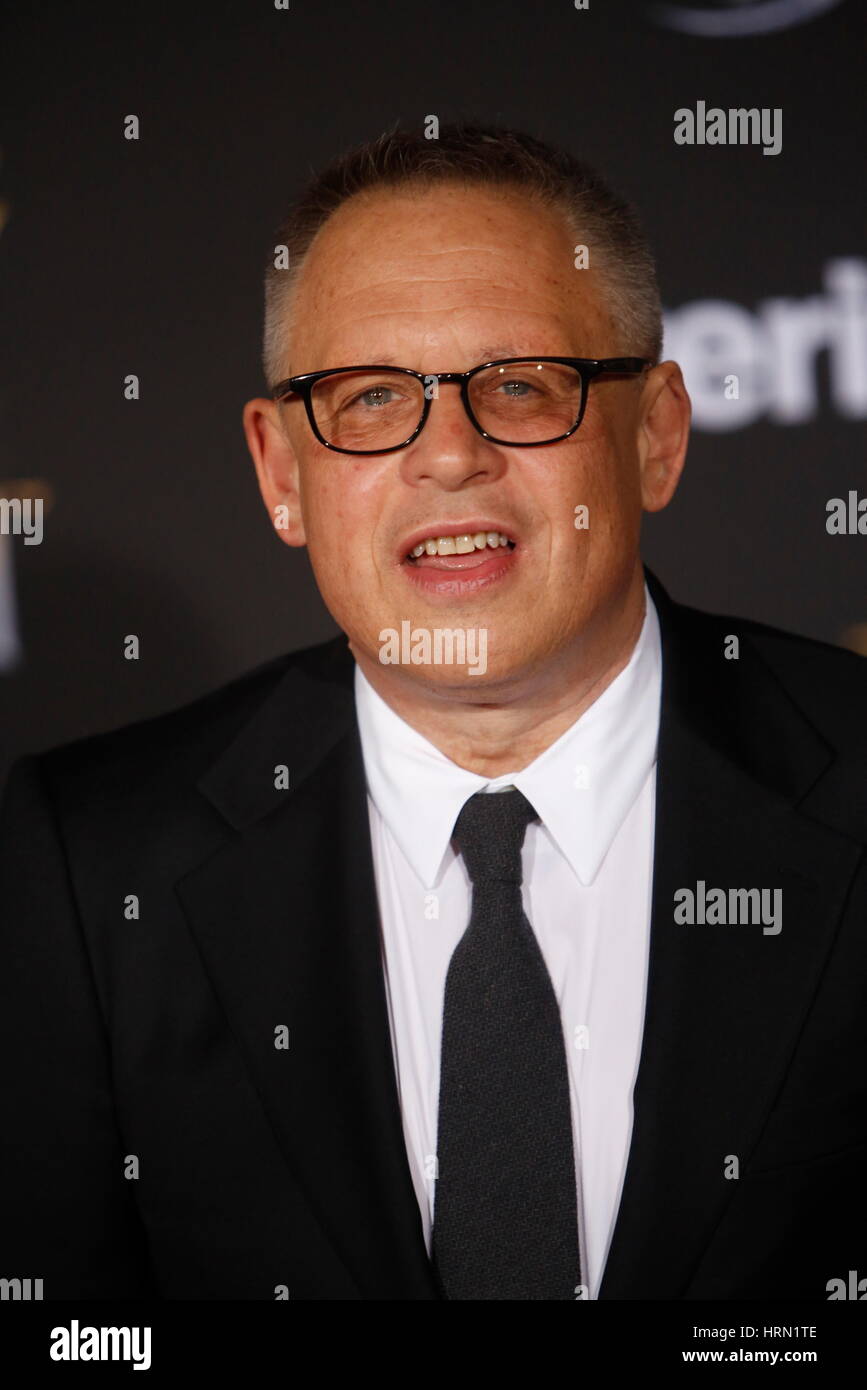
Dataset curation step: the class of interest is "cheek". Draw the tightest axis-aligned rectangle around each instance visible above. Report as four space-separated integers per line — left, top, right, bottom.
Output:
301 460 385 577
539 438 628 546
572 407 640 517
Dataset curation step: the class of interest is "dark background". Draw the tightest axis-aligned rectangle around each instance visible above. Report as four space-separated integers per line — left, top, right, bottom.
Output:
0 0 864 790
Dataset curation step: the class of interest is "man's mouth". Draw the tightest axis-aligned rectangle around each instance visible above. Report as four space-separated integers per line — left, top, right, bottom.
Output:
398 523 519 596
401 528 516 569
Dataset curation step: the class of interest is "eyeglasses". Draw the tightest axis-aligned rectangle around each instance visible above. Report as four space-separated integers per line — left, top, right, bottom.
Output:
270 356 652 455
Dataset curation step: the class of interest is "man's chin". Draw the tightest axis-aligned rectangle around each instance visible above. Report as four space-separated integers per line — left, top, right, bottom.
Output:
352 622 553 696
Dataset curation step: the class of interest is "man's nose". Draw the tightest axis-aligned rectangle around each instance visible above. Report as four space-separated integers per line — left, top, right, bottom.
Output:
399 383 504 487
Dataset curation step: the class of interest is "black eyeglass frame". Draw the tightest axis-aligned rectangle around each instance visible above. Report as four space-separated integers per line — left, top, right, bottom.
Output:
270 356 653 455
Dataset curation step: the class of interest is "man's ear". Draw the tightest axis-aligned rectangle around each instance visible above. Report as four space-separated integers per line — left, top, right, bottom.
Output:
637 361 691 513
242 397 307 547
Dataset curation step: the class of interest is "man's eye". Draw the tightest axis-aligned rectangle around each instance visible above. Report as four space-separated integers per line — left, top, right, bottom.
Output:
349 385 400 409
495 378 538 398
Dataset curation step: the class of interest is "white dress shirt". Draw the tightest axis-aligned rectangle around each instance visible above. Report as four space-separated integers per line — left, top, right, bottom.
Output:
353 586 662 1298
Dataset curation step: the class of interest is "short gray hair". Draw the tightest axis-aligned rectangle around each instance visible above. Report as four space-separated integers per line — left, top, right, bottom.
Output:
261 122 663 386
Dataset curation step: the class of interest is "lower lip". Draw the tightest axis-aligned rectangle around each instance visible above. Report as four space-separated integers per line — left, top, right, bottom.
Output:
401 544 518 596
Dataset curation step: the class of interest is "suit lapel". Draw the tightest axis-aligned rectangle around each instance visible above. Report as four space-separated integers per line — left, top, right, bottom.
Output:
599 572 861 1297
175 641 440 1299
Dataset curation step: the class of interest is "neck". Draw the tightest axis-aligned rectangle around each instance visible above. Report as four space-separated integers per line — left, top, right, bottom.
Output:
352 566 648 778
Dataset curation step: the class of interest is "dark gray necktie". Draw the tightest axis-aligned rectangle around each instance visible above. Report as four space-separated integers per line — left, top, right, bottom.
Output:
431 788 582 1300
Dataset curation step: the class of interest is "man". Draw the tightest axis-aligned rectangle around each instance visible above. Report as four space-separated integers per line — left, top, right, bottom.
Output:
1 125 865 1301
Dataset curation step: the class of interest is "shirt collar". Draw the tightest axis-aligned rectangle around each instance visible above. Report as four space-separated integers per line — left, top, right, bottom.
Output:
354 584 662 889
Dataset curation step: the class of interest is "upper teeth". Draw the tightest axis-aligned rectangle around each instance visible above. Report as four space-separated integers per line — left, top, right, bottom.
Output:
410 531 512 558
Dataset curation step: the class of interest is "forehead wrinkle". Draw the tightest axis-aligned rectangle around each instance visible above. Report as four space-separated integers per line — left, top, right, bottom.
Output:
308 271 565 314
298 227 595 327
304 301 584 338
293 252 608 371
301 237 579 301
302 303 598 371
368 242 535 262
302 189 582 308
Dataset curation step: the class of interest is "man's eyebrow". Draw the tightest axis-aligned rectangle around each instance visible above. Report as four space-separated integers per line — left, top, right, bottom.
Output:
475 345 540 362
356 345 552 368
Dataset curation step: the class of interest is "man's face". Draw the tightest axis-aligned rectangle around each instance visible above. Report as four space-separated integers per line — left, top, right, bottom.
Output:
246 183 687 692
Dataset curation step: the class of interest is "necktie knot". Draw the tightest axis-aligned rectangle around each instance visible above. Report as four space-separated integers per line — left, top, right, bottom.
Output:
451 788 539 885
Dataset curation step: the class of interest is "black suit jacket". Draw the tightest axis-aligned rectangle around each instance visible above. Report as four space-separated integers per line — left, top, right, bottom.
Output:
1 569 866 1300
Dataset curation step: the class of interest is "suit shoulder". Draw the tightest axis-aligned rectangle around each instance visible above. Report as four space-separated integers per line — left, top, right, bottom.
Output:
679 597 867 748
23 634 350 802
